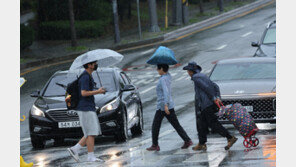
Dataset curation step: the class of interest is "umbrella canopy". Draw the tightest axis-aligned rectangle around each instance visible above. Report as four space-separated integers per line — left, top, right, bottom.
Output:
146 46 178 65
69 49 124 72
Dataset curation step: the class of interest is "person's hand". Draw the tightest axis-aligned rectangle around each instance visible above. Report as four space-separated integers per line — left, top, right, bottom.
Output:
214 98 222 107
97 87 106 94
164 105 170 115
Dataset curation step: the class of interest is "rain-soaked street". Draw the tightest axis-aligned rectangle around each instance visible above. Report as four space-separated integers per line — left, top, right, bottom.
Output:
20 3 276 167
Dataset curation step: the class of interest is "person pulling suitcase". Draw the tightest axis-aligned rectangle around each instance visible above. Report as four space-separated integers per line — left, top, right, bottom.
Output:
183 61 238 151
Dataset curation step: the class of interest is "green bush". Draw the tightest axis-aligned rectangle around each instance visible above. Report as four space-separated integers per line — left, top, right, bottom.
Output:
38 20 106 40
20 24 34 50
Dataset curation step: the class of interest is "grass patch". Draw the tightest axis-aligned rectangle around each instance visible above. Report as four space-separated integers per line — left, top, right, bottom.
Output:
66 46 88 52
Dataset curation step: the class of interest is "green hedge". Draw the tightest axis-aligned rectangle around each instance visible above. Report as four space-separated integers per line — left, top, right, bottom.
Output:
38 20 106 40
20 24 34 50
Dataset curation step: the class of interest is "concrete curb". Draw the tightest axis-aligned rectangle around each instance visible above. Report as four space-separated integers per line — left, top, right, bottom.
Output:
164 0 275 41
20 0 275 74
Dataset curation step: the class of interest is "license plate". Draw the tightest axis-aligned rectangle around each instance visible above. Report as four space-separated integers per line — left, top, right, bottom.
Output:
58 121 81 128
243 106 253 112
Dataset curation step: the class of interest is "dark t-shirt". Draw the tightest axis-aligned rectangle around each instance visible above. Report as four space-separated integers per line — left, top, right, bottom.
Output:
76 71 96 111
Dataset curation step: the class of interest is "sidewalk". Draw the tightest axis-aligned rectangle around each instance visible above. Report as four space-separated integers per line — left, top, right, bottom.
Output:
20 0 274 73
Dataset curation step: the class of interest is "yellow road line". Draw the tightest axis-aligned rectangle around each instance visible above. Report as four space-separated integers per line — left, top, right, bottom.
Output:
20 0 275 76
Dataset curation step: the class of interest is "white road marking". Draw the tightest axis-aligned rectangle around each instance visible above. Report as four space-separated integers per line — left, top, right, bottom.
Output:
216 44 227 50
171 72 178 77
175 75 186 81
139 129 175 145
141 48 154 55
140 86 156 94
241 31 253 37
20 137 31 142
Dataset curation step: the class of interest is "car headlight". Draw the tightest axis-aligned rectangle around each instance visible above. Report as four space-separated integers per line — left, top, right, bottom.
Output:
100 97 120 113
31 105 45 117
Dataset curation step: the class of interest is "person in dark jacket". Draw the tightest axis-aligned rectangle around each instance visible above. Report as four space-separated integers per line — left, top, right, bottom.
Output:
183 61 237 151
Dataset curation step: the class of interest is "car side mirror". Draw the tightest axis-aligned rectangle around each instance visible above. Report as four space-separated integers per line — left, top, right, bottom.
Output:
251 42 259 47
30 90 40 97
122 84 135 91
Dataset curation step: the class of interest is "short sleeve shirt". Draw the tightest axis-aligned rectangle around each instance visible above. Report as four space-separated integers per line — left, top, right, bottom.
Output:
76 70 96 111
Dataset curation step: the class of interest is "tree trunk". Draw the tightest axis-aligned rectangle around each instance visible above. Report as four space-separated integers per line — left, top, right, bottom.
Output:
148 0 160 32
217 0 224 12
172 0 182 25
68 0 77 47
128 0 132 19
182 0 189 25
199 0 204 14
112 0 121 43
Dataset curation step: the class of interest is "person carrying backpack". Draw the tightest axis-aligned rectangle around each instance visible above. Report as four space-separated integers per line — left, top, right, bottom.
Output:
67 61 106 162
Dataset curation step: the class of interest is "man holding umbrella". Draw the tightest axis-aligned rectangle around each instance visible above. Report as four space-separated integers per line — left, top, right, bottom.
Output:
183 61 237 151
68 60 106 162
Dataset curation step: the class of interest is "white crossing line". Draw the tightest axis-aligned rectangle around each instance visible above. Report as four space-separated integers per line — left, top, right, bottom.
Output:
139 129 175 145
175 75 187 81
241 31 253 37
20 137 31 142
141 48 155 55
216 44 227 50
140 86 156 94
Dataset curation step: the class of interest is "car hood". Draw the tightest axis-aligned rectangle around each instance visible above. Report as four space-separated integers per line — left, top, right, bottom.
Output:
35 91 119 110
215 79 276 96
260 44 276 57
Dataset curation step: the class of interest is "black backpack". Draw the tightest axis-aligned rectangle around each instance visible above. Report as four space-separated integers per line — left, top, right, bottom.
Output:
65 73 91 109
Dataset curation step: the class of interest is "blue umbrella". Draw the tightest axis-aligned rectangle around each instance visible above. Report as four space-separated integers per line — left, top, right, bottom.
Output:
146 46 178 65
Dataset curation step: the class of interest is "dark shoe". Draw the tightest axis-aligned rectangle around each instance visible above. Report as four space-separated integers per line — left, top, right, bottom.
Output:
181 140 193 149
192 143 207 151
225 136 238 150
146 145 160 151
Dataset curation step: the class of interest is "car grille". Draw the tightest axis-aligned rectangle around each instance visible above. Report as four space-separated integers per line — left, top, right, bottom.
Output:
47 110 79 122
220 98 276 121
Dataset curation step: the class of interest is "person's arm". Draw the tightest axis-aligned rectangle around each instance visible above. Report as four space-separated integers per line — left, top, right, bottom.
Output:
81 88 105 97
80 75 105 97
212 82 221 99
160 78 170 115
193 76 216 101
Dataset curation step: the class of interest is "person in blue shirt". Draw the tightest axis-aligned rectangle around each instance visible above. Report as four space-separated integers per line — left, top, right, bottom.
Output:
146 64 192 151
68 61 106 162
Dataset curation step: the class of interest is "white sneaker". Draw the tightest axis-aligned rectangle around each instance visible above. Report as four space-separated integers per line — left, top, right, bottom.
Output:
87 157 104 162
67 148 80 162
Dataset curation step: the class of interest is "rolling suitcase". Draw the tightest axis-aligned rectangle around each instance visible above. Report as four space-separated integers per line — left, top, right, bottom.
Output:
216 102 259 148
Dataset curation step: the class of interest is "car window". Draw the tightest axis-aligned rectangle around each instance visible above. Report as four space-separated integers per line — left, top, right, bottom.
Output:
43 72 117 97
120 73 130 84
263 28 276 44
210 63 275 81
93 72 117 92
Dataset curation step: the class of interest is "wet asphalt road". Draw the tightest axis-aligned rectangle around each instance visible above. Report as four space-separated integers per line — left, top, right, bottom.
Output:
20 3 276 167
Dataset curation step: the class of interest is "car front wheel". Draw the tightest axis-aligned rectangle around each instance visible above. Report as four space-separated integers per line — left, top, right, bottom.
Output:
31 136 46 149
131 105 143 136
115 110 128 142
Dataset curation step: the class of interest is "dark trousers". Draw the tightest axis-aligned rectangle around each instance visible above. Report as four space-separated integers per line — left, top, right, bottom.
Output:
152 108 191 145
196 105 232 145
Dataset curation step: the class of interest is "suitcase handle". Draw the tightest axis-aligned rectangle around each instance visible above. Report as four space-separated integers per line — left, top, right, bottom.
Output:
215 100 224 109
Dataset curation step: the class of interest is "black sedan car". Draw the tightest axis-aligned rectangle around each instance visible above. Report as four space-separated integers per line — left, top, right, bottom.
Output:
29 68 143 149
252 20 276 57
209 57 276 123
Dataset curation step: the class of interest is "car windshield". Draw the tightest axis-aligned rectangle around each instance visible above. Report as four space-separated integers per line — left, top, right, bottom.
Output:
210 62 275 81
263 28 276 44
43 72 117 97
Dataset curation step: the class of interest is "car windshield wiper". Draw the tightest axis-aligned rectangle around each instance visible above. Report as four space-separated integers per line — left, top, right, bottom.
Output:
56 82 67 90
43 95 65 97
